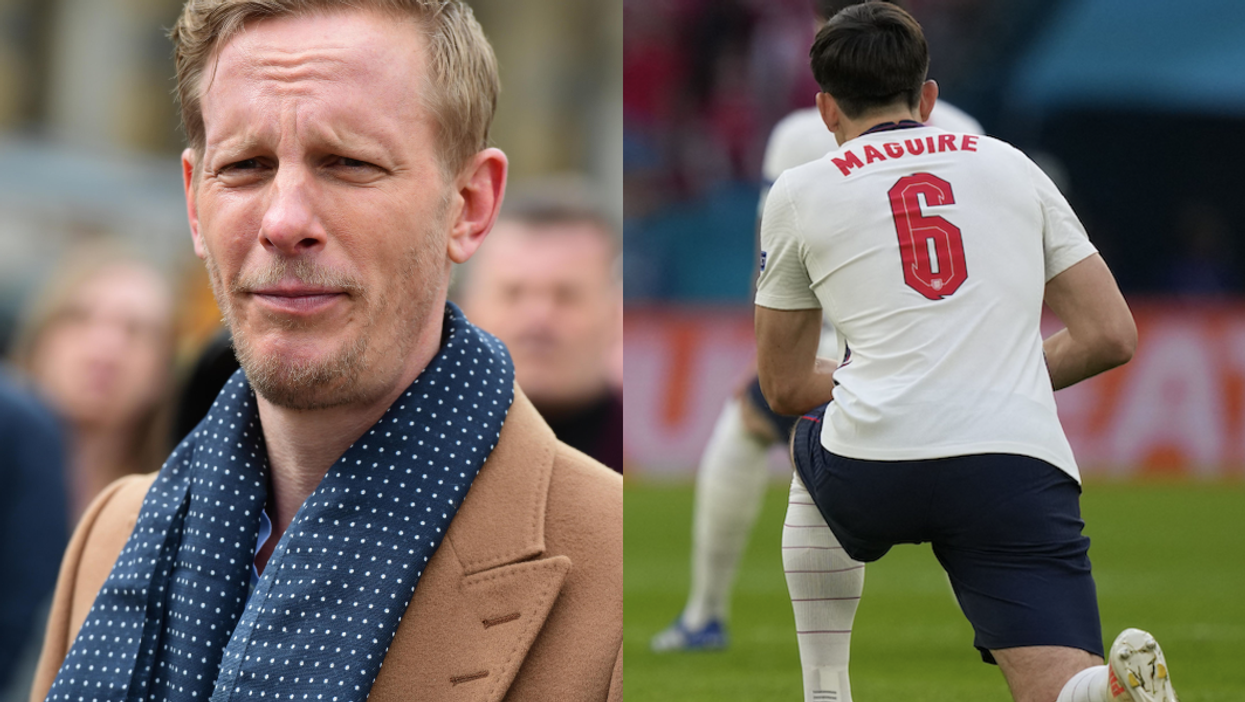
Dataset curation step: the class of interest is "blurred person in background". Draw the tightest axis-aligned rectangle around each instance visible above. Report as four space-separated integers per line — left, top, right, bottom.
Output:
10 245 175 522
0 369 67 702
459 197 624 472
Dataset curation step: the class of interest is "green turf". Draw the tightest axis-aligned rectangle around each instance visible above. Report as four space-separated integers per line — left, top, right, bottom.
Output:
625 480 1245 701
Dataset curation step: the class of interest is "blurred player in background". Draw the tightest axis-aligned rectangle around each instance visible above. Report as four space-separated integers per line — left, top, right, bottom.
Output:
459 197 623 472
652 0 981 687
756 4 1173 702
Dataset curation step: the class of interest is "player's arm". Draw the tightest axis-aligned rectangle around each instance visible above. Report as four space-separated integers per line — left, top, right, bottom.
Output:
1041 253 1136 391
755 305 836 415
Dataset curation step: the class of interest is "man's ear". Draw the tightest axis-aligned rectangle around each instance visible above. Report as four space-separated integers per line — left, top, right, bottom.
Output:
182 148 207 260
816 92 840 134
918 79 938 123
447 148 508 265
816 90 846 145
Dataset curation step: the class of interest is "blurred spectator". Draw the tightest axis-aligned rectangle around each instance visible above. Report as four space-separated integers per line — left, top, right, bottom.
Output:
458 198 623 472
0 368 67 700
10 245 175 522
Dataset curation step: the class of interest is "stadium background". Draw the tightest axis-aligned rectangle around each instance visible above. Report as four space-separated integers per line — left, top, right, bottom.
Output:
625 0 1245 699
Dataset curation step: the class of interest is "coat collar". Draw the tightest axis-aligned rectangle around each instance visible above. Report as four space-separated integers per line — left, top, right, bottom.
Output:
368 385 571 701
446 386 557 574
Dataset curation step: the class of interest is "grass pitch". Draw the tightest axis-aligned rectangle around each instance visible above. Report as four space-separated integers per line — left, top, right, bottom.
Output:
625 480 1245 701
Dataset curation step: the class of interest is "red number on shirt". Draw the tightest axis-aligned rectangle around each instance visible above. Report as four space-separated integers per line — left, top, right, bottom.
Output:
888 173 967 300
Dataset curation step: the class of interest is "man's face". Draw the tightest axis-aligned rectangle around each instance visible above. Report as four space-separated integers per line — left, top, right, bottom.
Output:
185 10 453 411
462 221 620 411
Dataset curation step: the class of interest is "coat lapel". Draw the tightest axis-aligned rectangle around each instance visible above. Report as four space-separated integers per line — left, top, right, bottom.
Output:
367 389 568 701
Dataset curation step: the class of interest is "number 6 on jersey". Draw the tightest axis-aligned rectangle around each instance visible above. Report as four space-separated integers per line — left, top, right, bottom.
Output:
888 172 967 300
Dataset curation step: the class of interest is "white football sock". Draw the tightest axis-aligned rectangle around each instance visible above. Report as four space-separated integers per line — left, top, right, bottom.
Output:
681 398 771 629
784 473 864 702
1056 665 1111 702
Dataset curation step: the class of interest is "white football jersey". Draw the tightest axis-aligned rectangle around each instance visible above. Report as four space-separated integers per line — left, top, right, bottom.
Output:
761 102 983 183
755 125 1096 480
758 103 983 362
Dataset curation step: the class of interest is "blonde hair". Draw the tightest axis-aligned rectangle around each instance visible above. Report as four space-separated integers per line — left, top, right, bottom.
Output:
170 0 500 175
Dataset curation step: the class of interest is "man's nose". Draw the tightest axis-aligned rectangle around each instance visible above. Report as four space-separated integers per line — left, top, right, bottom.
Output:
259 167 325 255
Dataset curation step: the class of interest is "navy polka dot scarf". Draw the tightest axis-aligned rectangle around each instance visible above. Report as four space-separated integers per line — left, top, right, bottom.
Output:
46 303 514 702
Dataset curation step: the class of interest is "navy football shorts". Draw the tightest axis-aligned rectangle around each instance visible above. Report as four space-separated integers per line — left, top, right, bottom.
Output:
744 375 799 442
791 403 1104 664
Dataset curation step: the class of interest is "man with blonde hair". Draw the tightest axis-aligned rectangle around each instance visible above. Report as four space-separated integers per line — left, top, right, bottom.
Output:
31 2 622 701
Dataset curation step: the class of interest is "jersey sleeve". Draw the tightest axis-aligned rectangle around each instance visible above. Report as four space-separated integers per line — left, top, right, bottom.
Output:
1029 158 1098 281
755 174 820 310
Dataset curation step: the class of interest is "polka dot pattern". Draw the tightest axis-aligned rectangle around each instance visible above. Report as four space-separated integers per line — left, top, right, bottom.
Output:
46 303 514 702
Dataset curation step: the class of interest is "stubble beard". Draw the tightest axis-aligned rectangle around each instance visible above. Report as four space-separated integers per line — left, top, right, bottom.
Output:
204 220 446 412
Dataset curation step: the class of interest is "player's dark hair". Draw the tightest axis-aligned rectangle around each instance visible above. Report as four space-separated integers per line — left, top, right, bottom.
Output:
809 1 928 119
811 0 902 22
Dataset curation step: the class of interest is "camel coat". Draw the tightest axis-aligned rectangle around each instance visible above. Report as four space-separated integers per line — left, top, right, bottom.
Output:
30 389 623 701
